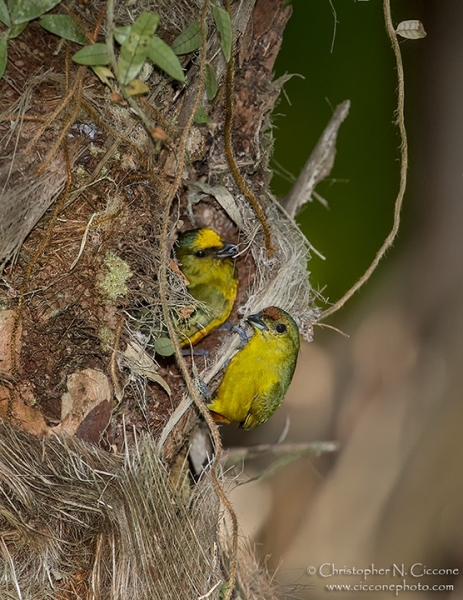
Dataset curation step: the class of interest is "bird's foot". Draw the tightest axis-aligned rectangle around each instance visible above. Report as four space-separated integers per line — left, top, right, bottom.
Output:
197 378 212 400
231 324 249 348
180 348 209 357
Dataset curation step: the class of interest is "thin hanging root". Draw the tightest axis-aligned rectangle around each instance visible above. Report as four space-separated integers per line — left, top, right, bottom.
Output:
321 0 408 320
24 78 80 155
139 97 178 137
36 77 84 175
142 0 239 596
223 0 274 256
0 115 46 123
65 39 71 91
91 4 107 43
61 5 96 45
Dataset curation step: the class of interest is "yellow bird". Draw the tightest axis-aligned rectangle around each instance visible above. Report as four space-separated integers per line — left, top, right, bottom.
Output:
207 306 300 429
174 228 239 347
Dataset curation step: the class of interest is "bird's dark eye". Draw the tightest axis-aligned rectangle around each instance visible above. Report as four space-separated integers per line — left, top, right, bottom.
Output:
275 323 287 334
195 250 206 258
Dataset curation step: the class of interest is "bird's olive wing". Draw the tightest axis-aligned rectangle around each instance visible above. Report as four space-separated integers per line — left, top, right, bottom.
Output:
241 380 283 430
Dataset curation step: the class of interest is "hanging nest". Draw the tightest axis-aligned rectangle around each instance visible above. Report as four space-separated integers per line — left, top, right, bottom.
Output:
0 0 328 597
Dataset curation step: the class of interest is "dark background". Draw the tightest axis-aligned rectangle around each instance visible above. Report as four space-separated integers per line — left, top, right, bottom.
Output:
272 0 425 315
227 3 463 598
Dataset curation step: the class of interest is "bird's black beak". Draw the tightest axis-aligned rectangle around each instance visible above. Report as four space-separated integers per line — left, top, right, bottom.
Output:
214 242 238 259
246 313 269 331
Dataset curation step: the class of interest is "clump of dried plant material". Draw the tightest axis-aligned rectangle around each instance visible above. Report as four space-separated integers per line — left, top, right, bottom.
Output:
0 422 221 599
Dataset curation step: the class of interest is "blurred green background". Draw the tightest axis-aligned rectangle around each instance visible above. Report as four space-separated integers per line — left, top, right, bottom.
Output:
271 0 425 318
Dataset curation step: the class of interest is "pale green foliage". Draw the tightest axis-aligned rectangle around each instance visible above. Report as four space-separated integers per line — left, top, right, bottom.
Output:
205 62 218 100
148 35 185 82
8 0 61 25
0 34 6 79
7 22 26 38
0 2 185 85
114 25 131 45
171 19 202 55
0 0 10 26
117 12 159 85
72 43 110 66
75 12 185 83
39 14 86 44
0 0 68 77
194 107 210 124
0 1 232 96
211 4 232 62
154 337 175 357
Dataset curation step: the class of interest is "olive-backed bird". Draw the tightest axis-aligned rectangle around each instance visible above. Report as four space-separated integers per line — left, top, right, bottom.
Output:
207 306 300 429
174 228 239 347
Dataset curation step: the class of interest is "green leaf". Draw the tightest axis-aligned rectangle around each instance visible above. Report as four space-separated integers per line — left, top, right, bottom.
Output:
154 337 175 357
8 0 61 25
72 43 110 66
148 35 185 82
0 34 7 80
40 14 87 44
205 62 217 101
171 19 204 55
194 107 210 124
0 0 11 27
118 12 159 85
7 21 25 38
212 4 232 62
114 24 131 45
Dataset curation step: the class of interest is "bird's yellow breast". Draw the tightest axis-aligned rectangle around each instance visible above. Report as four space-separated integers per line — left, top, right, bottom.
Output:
208 326 297 428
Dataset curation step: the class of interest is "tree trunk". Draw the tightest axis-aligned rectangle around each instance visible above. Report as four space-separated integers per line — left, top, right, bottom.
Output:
0 1 313 598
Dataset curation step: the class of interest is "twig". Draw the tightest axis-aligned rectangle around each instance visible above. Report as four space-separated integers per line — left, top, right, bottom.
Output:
282 100 350 218
229 440 339 484
224 440 339 464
